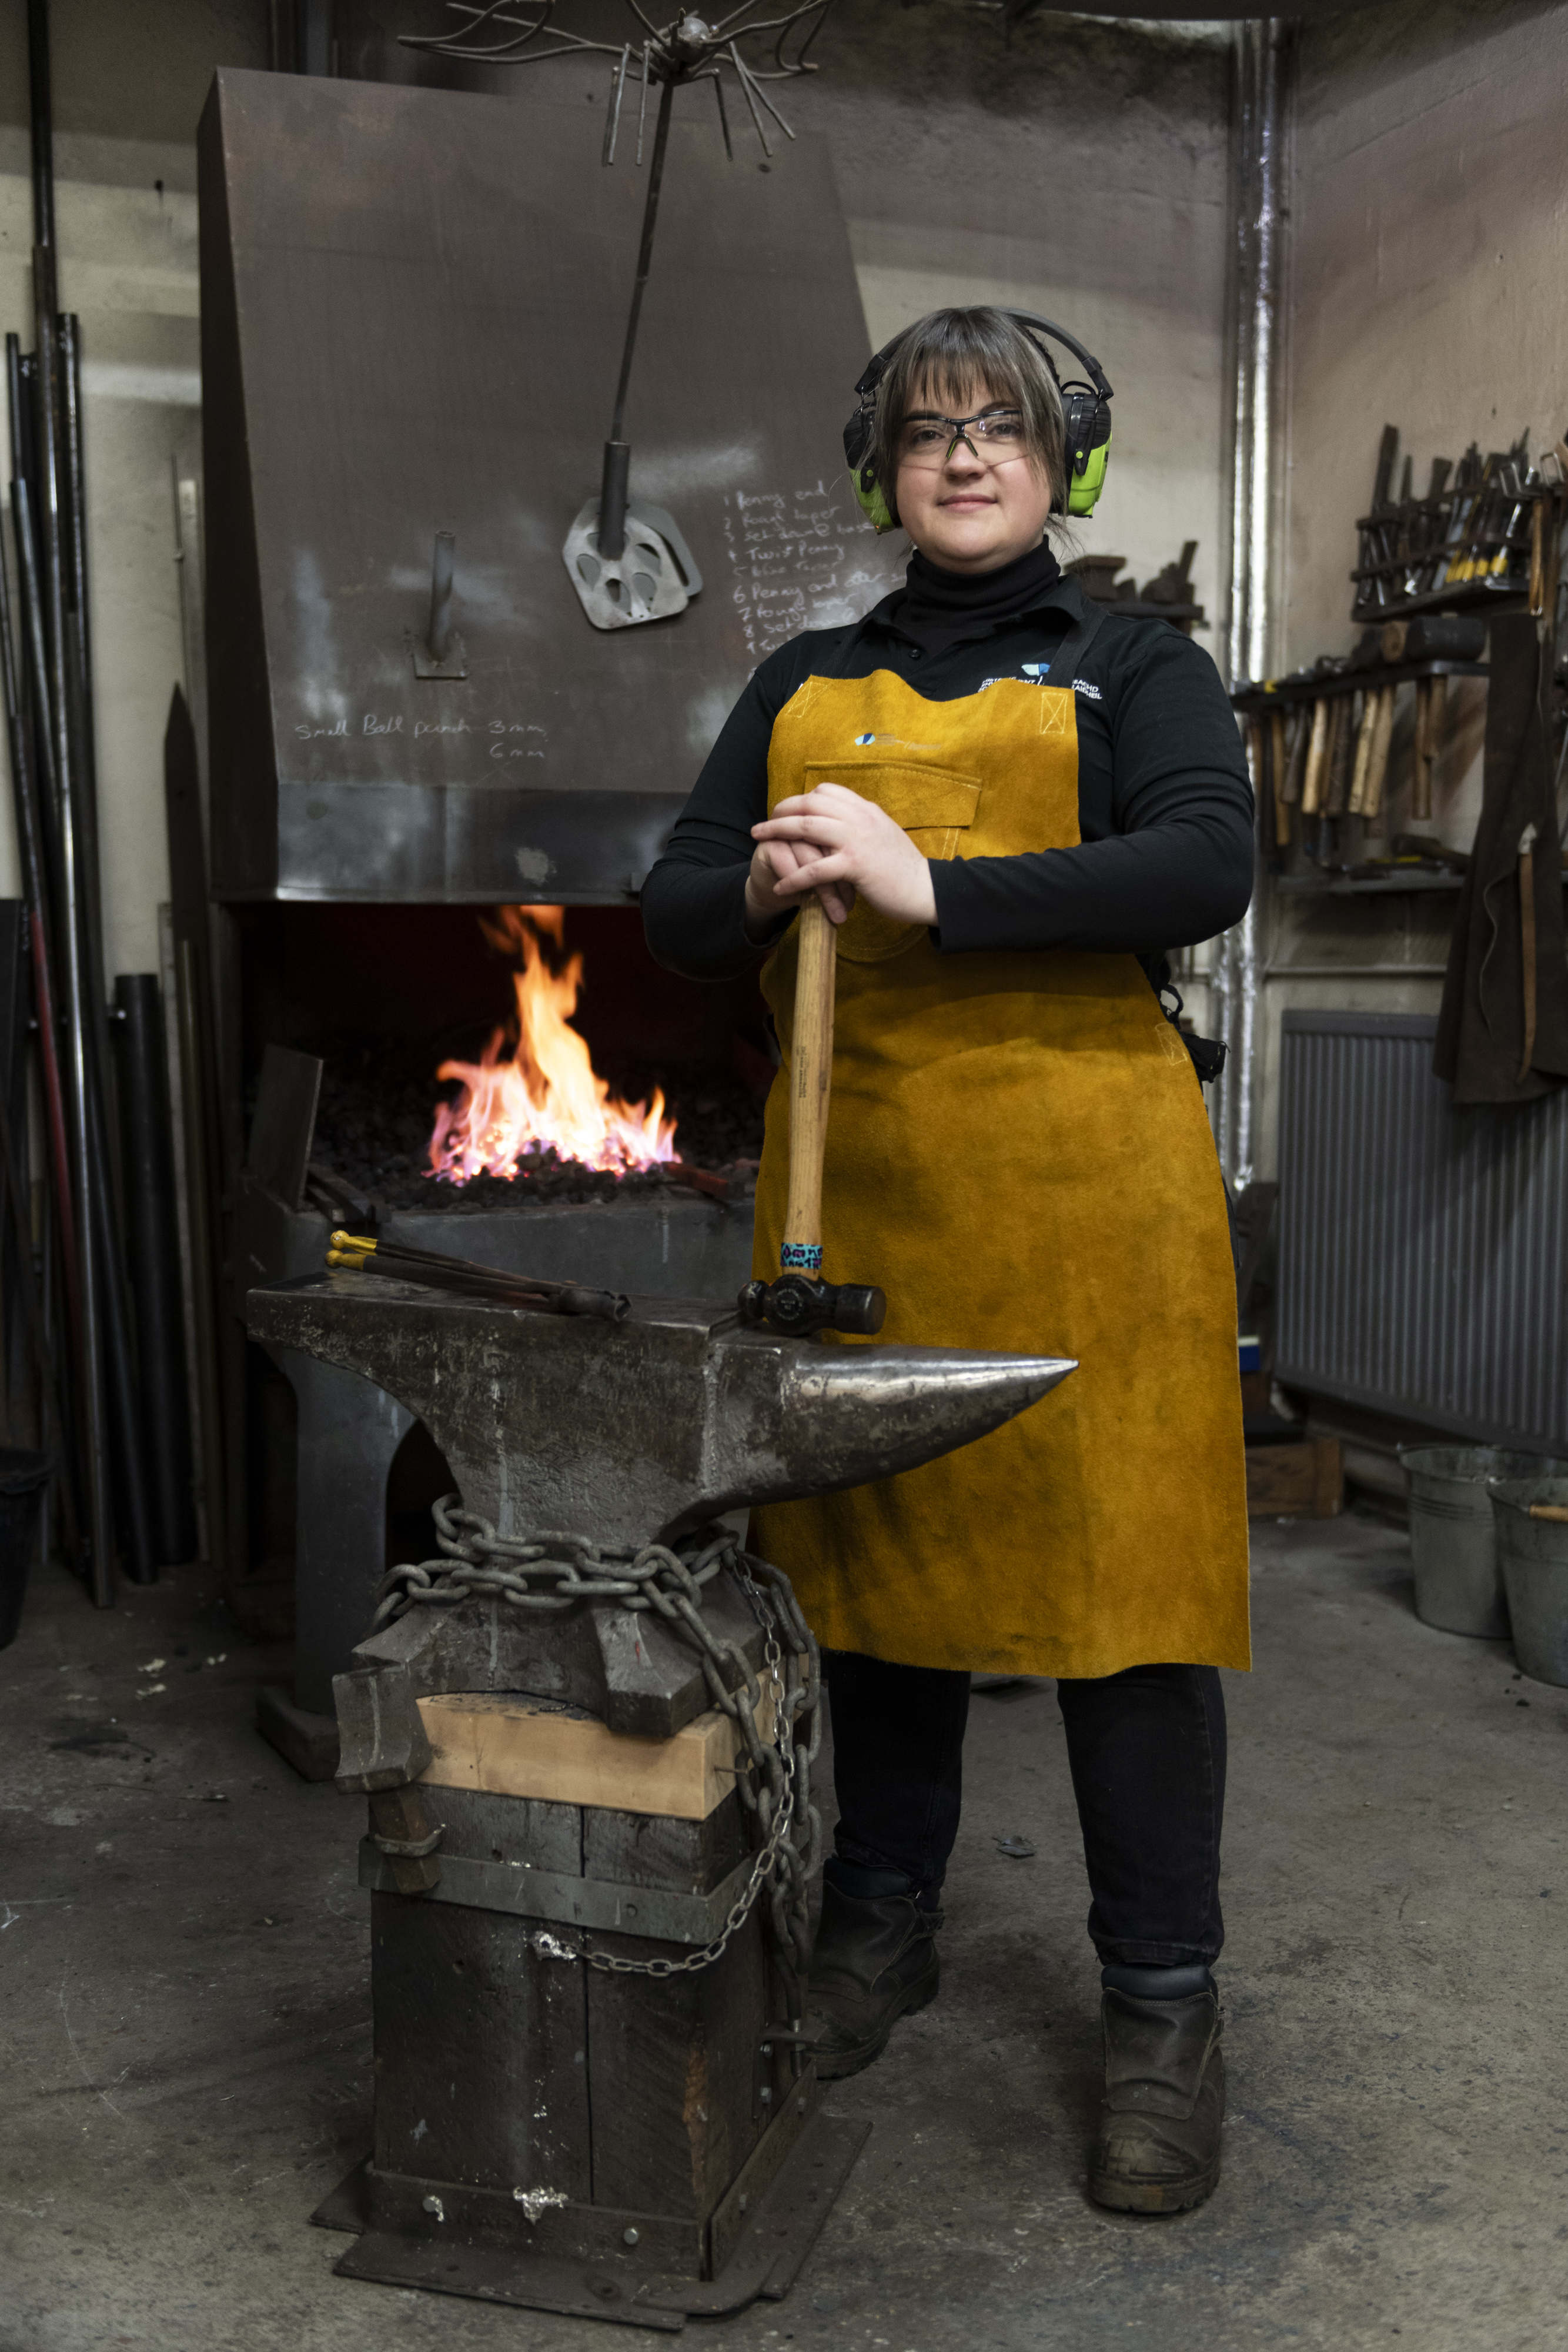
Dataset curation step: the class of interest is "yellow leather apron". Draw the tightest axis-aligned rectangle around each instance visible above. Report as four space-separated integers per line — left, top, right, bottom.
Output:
749 659 1251 1681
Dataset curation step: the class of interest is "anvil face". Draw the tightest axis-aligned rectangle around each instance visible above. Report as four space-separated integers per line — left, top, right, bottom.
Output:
248 1273 1076 1552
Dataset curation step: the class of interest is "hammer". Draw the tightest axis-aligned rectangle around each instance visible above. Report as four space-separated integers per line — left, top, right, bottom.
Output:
739 891 886 1340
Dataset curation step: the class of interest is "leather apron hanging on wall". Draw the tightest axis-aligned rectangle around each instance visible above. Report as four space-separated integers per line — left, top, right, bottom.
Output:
749 652 1251 1683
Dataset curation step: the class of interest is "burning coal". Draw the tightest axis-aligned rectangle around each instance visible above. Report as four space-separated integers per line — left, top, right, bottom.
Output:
427 907 678 1184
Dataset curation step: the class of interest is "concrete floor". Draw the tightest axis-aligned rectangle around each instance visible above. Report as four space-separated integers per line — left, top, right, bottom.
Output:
4 1510 1566 2351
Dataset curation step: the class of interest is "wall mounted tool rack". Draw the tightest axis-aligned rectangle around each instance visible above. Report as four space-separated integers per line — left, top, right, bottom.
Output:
1232 655 1491 862
1230 655 1489 716
1348 420 1564 625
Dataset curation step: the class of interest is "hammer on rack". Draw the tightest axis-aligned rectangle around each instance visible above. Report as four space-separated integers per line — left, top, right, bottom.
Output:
739 891 886 1341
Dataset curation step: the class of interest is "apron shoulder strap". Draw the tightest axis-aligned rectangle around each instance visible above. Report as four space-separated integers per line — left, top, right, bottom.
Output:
1041 578 1108 689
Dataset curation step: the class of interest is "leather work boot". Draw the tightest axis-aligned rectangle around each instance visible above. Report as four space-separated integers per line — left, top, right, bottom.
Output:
806 1882 942 2080
1088 1982 1225 2214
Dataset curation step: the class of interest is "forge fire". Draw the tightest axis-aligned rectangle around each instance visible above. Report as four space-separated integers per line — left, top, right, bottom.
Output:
303 906 768 1215
427 907 678 1185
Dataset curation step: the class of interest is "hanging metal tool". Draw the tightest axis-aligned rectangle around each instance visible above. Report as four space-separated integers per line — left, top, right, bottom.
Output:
402 2 833 629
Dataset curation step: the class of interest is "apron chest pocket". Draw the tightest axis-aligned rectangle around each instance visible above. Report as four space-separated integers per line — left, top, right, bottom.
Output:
800 761 982 964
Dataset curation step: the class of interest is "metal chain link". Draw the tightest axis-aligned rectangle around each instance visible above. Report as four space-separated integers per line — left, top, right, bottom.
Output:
375 1499 821 1983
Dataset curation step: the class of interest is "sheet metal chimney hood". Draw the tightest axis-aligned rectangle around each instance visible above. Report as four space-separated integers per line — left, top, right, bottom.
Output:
198 68 887 904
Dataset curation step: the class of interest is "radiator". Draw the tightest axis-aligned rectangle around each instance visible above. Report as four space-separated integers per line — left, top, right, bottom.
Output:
1275 1010 1568 1451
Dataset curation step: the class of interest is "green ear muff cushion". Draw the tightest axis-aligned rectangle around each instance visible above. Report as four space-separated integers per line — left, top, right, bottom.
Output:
851 467 897 534
1067 433 1111 517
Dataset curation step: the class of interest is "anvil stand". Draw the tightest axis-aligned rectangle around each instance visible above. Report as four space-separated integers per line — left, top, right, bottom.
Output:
248 1271 1074 2325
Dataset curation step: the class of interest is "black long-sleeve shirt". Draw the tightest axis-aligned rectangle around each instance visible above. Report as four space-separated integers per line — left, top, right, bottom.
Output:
641 544 1254 983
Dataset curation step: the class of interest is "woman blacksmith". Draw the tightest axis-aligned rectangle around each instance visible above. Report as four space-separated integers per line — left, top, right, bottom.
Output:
641 306 1252 2214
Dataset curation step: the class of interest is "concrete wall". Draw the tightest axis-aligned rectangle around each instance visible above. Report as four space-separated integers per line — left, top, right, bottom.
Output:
0 0 1238 1010
1249 0 1568 1175
780 5 1235 666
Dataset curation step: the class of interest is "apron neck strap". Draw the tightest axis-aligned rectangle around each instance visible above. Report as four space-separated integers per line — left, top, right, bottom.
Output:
1040 577 1107 689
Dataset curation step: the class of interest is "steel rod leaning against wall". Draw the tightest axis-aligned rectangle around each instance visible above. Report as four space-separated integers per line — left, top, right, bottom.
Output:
114 976 197 1566
6 0 163 1598
1215 15 1296 1192
11 469 115 1602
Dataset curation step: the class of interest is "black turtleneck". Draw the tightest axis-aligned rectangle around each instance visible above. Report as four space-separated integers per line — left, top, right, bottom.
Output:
640 547 1253 984
892 540 1065 657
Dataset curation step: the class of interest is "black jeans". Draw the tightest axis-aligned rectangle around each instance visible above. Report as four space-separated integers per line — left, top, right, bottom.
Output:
823 1652 1227 1970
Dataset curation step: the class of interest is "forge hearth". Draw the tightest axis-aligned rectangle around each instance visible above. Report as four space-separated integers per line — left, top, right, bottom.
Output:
303 1040 766 1214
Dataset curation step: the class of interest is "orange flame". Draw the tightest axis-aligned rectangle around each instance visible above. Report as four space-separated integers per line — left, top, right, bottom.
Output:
427 906 677 1183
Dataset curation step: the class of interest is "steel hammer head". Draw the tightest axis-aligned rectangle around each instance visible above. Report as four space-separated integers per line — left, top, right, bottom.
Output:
738 1273 885 1338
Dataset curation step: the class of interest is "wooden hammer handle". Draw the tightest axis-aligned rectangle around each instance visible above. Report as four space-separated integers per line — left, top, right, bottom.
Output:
782 892 835 1272
1362 684 1398 822
1529 1504 1568 1524
1300 697 1331 816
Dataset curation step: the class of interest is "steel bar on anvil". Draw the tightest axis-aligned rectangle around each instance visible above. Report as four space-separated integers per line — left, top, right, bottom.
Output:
251 1271 1072 1544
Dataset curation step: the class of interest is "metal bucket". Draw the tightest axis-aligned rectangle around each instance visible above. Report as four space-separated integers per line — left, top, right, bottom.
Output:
1399 1446 1568 1638
1491 1478 1568 1686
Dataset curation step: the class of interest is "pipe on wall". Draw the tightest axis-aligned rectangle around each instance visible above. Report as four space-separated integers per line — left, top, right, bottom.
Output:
1216 15 1296 1193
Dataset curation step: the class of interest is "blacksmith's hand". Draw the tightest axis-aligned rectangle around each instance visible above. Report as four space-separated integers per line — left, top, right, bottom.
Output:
744 827 855 932
750 784 937 930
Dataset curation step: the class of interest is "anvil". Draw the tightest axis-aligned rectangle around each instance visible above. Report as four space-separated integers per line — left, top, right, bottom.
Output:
248 1272 1075 1738
252 1273 1076 2320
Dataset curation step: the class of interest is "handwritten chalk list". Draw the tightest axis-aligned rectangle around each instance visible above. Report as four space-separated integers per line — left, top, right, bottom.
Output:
721 480 905 666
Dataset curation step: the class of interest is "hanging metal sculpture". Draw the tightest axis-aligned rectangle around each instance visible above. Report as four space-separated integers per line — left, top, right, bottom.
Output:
404 2 834 630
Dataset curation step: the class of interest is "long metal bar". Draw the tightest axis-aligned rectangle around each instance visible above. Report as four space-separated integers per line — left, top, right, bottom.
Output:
1218 18 1295 1192
27 262 155 1583
0 491 82 1371
59 315 106 1015
0 1048 78 1548
597 74 676 562
13 459 112 1603
25 0 55 281
115 975 196 1567
175 937 228 1582
609 72 675 447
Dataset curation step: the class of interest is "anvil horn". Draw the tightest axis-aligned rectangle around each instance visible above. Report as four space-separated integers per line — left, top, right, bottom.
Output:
701 1339 1075 1529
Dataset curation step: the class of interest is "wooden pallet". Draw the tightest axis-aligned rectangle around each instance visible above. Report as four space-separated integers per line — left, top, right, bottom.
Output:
1246 1436 1343 1520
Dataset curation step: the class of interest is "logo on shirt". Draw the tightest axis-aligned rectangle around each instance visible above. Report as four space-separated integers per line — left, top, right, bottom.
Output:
851 732 940 750
1004 661 1101 699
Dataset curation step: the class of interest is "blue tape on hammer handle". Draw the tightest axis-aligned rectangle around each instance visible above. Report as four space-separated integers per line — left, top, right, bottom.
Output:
781 1243 823 1272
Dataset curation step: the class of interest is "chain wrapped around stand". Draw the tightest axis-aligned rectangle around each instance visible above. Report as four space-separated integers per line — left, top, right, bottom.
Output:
374 1499 822 1996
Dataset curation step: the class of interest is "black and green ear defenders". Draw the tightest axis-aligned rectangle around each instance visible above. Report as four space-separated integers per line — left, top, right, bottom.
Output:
842 310 1114 533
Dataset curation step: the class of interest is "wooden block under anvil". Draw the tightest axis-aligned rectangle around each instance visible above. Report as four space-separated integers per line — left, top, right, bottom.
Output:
416 1688 777 1822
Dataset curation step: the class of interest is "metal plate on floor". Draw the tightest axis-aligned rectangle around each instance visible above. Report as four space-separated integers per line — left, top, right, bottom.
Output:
638 2110 871 2316
333 2232 686 2330
313 2107 869 2324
